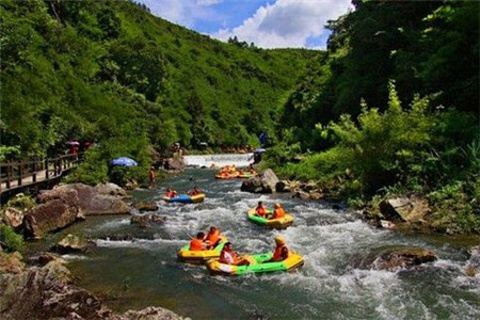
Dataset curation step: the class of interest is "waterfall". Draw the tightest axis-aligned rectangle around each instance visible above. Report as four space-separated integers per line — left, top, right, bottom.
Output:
183 153 253 168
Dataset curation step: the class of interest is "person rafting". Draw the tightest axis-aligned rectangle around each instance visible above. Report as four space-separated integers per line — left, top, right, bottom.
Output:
268 236 290 262
270 203 286 219
190 232 207 251
219 242 250 266
165 188 177 198
255 201 267 218
204 226 222 249
188 186 202 196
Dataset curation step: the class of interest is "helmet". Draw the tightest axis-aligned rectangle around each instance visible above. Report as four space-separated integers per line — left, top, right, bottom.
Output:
274 203 281 208
274 236 286 244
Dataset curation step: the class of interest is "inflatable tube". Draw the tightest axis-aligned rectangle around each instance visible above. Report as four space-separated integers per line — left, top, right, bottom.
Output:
237 173 256 179
247 208 293 229
206 252 304 276
177 238 227 264
215 172 239 179
163 193 206 203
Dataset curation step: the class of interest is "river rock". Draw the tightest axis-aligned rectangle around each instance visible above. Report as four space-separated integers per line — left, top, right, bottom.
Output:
121 306 184 320
131 214 166 228
302 180 319 192
132 201 159 212
24 189 85 239
94 183 127 197
293 190 311 200
276 180 290 192
56 234 95 253
465 245 480 277
309 192 323 200
379 196 430 223
40 184 129 216
0 257 113 320
0 251 25 274
163 157 186 171
3 207 24 229
37 253 67 266
240 169 279 193
372 247 437 270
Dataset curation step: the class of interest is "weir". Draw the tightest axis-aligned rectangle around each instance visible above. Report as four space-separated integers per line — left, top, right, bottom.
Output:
183 153 253 168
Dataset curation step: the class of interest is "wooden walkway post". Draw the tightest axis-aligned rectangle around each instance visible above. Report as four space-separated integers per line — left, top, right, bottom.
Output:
17 162 23 186
45 159 49 180
32 161 37 183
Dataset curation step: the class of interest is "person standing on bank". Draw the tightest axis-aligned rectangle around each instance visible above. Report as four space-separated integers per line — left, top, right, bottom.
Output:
149 166 157 189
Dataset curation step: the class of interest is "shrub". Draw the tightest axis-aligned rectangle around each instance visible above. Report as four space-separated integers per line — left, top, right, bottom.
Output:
0 224 24 253
2 194 36 211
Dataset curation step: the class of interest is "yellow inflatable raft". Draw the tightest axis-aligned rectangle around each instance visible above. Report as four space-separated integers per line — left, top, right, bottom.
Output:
177 238 227 264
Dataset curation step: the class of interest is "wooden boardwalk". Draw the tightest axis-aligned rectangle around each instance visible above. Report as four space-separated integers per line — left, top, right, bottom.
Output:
0 154 79 201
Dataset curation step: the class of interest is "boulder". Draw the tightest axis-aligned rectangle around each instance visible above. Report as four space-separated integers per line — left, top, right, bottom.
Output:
38 253 67 266
293 190 311 200
94 183 127 197
39 184 129 216
121 306 184 320
0 258 112 320
24 189 85 239
56 234 95 254
3 207 24 229
131 214 166 228
275 180 290 192
240 169 279 193
309 192 323 200
87 194 129 215
132 201 159 212
302 180 319 192
163 158 186 171
379 196 430 223
465 245 480 277
372 247 437 271
0 251 25 274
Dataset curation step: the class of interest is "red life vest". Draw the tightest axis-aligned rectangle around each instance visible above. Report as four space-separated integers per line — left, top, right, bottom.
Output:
255 206 266 217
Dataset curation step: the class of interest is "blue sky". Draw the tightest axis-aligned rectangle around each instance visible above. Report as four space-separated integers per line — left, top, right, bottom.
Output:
135 0 352 49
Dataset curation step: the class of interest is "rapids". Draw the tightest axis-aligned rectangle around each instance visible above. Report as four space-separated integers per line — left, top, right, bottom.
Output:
44 164 479 319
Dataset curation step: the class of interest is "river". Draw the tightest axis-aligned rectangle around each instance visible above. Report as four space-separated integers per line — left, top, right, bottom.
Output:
40 155 479 319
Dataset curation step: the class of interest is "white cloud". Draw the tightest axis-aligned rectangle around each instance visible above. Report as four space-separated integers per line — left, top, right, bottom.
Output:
195 0 223 5
212 0 352 48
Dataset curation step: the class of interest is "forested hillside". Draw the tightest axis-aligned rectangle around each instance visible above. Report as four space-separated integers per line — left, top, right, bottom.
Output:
1 0 315 167
266 0 480 233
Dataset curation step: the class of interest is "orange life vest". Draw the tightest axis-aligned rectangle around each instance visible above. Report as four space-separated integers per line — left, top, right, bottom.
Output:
272 244 289 262
206 230 221 246
273 207 286 219
190 238 204 251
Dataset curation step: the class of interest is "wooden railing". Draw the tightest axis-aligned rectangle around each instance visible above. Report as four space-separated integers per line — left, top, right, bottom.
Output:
0 154 80 194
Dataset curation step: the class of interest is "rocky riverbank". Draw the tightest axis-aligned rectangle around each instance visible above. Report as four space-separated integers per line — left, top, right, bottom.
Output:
0 250 185 320
0 182 184 320
240 168 448 234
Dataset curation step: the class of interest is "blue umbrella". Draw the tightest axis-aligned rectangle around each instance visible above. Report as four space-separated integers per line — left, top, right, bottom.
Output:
110 156 138 167
254 148 267 154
